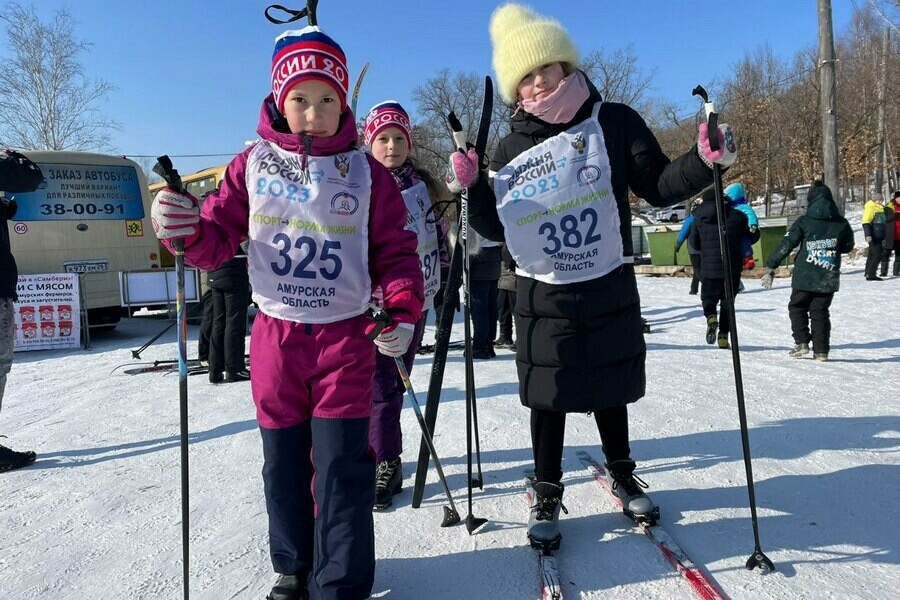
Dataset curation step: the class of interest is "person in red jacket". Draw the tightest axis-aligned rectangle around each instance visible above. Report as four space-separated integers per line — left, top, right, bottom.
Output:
150 26 423 600
879 191 899 277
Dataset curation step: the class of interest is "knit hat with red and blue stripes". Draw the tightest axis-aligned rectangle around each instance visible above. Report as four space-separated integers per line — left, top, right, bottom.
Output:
363 101 413 148
272 26 349 113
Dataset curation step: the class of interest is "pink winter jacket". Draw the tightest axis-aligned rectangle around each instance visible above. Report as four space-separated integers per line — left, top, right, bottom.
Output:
161 95 423 327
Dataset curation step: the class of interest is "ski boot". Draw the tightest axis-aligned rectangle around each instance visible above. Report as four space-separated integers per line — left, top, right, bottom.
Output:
717 333 729 349
267 574 308 600
788 343 810 358
374 457 403 511
605 459 660 525
527 481 567 550
705 316 718 345
814 353 829 362
0 438 36 473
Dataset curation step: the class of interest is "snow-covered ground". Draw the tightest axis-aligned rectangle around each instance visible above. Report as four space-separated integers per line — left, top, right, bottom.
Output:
2 232 898 599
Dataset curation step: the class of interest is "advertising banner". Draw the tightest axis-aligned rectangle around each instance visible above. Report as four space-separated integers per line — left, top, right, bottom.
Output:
13 273 82 352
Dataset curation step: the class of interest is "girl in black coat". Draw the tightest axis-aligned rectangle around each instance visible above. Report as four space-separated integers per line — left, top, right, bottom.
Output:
451 3 734 547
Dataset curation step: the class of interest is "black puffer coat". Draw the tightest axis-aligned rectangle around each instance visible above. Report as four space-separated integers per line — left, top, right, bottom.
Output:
468 81 714 413
207 255 249 291
689 193 758 281
0 199 19 299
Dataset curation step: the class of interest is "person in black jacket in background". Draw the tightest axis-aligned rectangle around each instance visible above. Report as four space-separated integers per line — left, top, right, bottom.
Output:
495 243 517 350
0 150 44 472
760 182 854 361
689 187 760 349
207 243 250 384
468 232 502 359
449 3 734 549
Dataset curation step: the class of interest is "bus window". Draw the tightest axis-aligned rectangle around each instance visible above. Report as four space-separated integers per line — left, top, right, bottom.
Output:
186 175 218 200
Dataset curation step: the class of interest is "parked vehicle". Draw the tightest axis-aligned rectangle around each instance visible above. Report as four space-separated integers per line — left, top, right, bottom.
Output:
655 205 687 222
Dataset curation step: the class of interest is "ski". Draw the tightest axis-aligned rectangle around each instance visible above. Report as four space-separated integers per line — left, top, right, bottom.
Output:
576 451 727 600
524 472 564 600
412 76 494 509
349 62 370 116
416 340 465 355
118 360 201 376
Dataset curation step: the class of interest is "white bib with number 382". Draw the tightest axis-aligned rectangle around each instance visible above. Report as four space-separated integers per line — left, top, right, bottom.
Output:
494 103 627 285
246 140 372 323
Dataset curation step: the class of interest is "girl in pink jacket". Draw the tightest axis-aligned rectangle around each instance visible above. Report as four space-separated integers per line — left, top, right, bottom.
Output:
151 26 423 600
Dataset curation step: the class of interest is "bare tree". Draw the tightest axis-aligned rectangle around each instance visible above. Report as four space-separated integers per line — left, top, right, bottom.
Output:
580 46 655 113
134 157 163 185
0 3 117 151
412 70 507 180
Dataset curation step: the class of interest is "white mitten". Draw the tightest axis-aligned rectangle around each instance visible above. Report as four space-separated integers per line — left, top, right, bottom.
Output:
374 322 415 357
151 189 200 240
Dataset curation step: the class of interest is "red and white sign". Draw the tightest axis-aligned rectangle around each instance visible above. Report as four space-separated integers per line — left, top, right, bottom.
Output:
13 273 81 351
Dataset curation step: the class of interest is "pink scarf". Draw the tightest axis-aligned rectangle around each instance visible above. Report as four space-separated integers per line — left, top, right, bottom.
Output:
517 71 590 124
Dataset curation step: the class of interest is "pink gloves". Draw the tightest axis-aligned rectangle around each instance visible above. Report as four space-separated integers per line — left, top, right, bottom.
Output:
698 123 737 168
446 148 480 194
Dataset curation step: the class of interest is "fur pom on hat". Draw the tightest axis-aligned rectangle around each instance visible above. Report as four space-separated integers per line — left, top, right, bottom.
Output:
489 3 579 104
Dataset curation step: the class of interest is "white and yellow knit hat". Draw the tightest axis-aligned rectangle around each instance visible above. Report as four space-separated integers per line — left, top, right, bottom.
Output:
490 3 579 104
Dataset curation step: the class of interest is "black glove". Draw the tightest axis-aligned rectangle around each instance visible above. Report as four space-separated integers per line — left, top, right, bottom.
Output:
0 198 17 220
0 150 44 193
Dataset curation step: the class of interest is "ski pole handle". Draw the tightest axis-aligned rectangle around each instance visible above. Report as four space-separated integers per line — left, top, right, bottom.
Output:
152 155 185 194
692 85 720 152
366 304 392 340
153 155 187 253
448 112 468 153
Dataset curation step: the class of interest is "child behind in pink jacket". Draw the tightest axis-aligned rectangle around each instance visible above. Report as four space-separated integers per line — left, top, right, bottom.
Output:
151 26 423 600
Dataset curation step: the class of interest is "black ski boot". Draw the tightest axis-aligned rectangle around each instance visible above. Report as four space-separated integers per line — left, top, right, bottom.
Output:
527 481 567 550
267 574 308 600
374 457 402 510
0 438 36 473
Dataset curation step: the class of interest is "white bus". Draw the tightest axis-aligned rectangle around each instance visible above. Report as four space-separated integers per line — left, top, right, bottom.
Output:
7 151 162 328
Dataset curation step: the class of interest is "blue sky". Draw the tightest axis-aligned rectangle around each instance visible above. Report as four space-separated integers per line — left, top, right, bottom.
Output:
7 0 856 175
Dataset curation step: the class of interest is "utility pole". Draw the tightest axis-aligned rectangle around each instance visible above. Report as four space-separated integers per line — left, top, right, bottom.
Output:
875 27 889 197
818 0 842 212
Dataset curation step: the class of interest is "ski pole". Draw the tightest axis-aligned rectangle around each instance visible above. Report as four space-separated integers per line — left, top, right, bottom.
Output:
393 357 461 527
411 237 463 509
692 85 774 573
448 111 488 535
152 155 192 599
131 319 177 359
367 307 461 526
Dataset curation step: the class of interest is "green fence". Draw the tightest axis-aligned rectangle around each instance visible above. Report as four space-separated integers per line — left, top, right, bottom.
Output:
645 217 793 267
